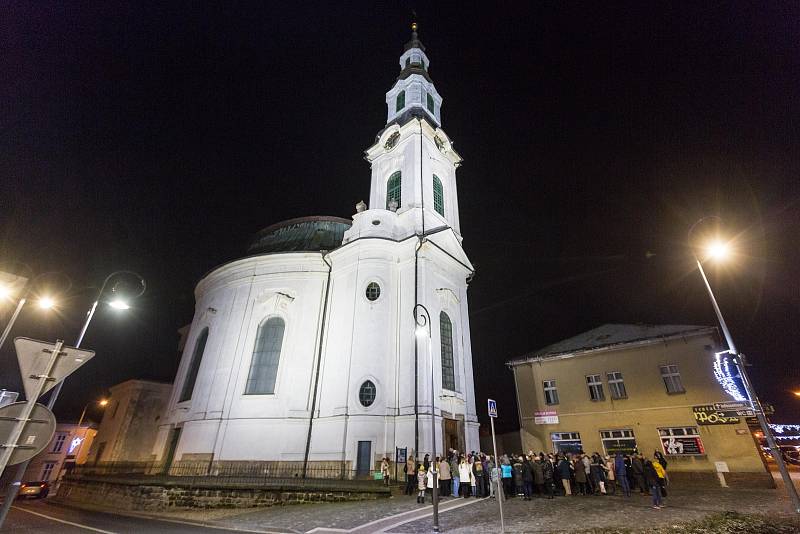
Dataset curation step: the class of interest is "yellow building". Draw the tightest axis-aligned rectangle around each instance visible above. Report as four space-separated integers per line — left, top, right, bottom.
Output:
508 324 773 487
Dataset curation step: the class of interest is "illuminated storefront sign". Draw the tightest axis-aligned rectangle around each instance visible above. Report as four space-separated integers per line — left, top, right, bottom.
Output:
659 427 705 455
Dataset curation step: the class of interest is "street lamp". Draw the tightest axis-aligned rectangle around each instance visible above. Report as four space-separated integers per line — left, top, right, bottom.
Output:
413 303 439 533
0 270 145 526
689 217 800 514
0 269 69 353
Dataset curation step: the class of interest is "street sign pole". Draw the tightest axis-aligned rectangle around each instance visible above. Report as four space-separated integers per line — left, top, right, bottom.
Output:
0 340 64 476
487 399 504 534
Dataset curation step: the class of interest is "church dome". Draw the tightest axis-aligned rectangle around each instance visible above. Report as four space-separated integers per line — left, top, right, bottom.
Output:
247 216 352 255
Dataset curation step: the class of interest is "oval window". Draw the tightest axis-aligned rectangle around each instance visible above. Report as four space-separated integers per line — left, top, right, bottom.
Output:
365 282 381 301
359 380 377 407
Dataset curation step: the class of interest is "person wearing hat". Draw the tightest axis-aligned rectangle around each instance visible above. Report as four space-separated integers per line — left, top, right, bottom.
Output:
417 465 427 503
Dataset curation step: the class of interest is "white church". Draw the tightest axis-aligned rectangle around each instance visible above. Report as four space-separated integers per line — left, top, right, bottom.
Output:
152 25 479 476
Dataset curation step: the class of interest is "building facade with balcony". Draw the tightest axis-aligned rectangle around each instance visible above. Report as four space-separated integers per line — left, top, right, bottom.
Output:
508 324 772 487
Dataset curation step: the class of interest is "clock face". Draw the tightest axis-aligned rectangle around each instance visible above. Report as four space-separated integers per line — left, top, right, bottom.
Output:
434 135 446 152
384 132 400 150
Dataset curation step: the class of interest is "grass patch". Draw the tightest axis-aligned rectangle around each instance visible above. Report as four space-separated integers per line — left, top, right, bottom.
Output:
577 511 800 533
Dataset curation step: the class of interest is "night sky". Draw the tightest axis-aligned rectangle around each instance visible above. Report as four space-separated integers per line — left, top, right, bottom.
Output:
2 3 798 432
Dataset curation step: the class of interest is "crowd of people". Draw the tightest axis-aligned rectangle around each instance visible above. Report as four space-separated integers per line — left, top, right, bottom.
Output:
401 449 670 510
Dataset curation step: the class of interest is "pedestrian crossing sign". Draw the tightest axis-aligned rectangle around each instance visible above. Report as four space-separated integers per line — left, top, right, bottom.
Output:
487 399 498 418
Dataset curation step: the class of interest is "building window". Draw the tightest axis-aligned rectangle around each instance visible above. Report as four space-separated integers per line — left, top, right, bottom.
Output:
51 433 67 453
179 327 208 402
433 175 444 216
359 380 376 407
427 93 435 113
365 282 381 301
41 462 56 481
386 171 401 210
245 317 286 395
543 380 559 405
660 364 685 394
607 371 627 399
551 432 582 454
658 427 705 455
586 374 605 401
110 400 119 419
600 429 637 455
405 57 410 67
396 90 405 112
440 312 456 391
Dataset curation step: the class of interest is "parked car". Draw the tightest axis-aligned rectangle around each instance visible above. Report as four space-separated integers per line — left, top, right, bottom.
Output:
18 481 49 499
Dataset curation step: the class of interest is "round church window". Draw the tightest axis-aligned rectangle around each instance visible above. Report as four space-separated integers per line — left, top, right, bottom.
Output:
365 282 381 301
359 380 376 407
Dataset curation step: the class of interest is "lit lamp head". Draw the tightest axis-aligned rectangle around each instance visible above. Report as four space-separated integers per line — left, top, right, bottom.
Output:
108 299 131 310
705 240 731 262
37 296 55 310
415 325 427 338
0 285 11 300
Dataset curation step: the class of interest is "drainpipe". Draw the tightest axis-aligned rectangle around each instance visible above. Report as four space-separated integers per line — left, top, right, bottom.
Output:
302 252 332 478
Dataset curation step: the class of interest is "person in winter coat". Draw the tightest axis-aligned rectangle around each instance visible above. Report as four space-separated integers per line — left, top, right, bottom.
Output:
512 457 524 497
604 456 616 495
423 454 430 472
469 457 478 497
631 453 647 494
488 456 499 498
438 456 451 497
644 459 662 509
381 458 391 486
615 453 630 497
458 457 472 498
481 455 491 497
405 455 417 495
450 454 460 497
532 456 544 497
652 458 667 498
557 455 573 495
581 453 593 494
573 456 588 495
541 455 554 499
521 456 534 500
417 465 427 503
501 457 513 499
473 456 486 497
590 454 607 494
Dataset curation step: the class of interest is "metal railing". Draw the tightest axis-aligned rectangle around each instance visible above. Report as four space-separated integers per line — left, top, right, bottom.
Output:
65 460 386 490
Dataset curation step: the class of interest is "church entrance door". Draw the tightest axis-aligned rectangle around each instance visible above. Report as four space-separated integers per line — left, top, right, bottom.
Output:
356 441 371 478
444 419 459 453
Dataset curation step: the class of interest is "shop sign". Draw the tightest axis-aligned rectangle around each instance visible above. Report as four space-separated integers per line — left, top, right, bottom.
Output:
534 410 559 424
661 436 704 455
693 403 754 425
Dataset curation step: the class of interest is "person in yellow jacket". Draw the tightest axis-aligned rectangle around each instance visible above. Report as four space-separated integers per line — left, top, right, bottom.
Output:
652 460 667 499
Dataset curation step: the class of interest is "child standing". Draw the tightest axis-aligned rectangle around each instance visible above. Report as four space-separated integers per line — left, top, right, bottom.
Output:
417 465 427 503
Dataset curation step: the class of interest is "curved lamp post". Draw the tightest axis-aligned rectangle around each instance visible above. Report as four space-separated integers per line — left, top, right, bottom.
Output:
0 270 145 526
413 303 439 533
689 217 800 514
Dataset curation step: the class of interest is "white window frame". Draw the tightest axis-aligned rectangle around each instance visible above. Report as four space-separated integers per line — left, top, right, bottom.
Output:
543 379 559 405
658 426 705 455
660 364 685 394
600 429 637 455
586 374 605 401
607 371 627 399
551 432 582 454
41 462 56 481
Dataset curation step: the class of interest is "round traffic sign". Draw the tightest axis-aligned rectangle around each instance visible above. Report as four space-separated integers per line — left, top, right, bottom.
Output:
0 402 56 465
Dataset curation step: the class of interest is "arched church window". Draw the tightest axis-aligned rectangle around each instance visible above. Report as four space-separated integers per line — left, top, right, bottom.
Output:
366 282 381 301
440 312 456 391
386 171 401 210
245 317 285 395
427 93 435 114
433 175 444 216
396 90 405 112
359 380 376 407
179 327 208 402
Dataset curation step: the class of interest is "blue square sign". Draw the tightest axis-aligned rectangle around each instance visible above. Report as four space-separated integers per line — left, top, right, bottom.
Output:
487 399 498 418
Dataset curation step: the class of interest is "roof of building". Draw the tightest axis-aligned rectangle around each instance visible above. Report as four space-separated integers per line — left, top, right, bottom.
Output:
247 216 352 255
508 323 717 366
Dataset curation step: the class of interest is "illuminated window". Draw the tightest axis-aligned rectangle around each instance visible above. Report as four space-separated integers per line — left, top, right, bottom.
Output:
427 93 435 113
433 175 444 216
51 433 67 453
359 380 376 407
543 380 559 405
396 91 405 112
607 371 627 399
179 327 208 402
660 365 685 394
600 429 637 455
245 317 286 395
586 374 605 401
366 282 381 301
386 171 402 209
551 432 582 454
440 312 456 391
658 426 704 455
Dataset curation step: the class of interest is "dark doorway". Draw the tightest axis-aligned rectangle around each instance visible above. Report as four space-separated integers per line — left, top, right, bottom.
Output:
356 441 371 478
444 418 459 452
161 427 181 474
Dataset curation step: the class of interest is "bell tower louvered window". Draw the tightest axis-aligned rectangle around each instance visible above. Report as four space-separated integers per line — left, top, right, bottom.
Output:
396 90 405 112
440 312 456 391
386 171 402 209
433 175 444 216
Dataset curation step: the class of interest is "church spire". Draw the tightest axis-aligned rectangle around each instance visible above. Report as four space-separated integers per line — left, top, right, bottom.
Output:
385 22 442 127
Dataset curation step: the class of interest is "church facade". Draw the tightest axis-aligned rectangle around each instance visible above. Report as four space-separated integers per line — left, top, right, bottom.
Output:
151 26 479 475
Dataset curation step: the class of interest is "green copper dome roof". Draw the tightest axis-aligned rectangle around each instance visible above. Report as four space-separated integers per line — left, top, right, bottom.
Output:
247 216 352 255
